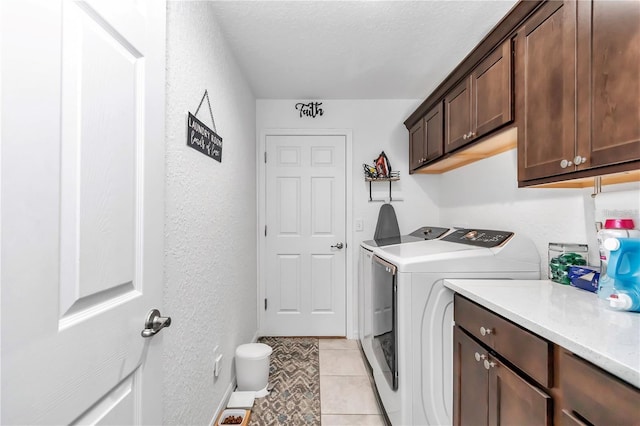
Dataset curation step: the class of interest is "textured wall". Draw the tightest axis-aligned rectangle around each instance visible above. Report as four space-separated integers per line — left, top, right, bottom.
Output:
439 149 640 277
256 99 440 337
164 3 257 425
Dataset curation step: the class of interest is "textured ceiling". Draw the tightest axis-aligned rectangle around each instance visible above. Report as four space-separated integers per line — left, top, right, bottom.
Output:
207 0 518 99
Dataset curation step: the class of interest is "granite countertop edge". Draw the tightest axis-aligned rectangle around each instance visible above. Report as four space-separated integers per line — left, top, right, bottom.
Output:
444 279 640 389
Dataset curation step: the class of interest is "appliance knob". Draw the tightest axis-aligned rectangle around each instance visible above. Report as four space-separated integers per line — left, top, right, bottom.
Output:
480 326 493 336
474 352 487 362
560 159 573 169
484 359 496 370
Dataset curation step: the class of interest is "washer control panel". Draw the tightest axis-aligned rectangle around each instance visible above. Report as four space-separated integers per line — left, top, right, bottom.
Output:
441 229 514 248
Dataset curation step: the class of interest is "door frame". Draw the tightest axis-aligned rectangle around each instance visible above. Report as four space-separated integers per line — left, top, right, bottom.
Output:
257 129 354 338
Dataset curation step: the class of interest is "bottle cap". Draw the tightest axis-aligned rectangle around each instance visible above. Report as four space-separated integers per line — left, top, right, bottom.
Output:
604 219 635 229
603 238 621 252
608 293 632 310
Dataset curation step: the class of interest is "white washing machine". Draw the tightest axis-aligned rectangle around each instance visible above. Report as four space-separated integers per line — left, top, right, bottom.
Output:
365 229 540 426
359 227 449 374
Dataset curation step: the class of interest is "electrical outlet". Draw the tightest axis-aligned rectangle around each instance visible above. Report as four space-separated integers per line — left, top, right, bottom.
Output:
214 354 223 377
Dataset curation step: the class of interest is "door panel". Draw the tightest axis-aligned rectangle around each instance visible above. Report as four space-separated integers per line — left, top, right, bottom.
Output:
265 134 346 336
473 39 513 139
517 0 577 181
577 0 640 168
445 78 472 153
424 103 444 163
1 0 166 424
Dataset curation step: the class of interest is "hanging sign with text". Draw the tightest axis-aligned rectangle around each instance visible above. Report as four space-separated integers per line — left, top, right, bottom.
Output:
186 112 222 162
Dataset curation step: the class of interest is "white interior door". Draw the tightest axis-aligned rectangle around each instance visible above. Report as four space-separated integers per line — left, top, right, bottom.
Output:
1 0 166 424
264 134 346 336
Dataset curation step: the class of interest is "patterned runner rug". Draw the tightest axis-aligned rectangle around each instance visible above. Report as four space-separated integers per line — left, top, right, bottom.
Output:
249 337 320 425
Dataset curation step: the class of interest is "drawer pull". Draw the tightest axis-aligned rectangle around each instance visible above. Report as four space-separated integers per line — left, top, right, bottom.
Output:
474 352 487 362
480 326 493 336
484 359 496 370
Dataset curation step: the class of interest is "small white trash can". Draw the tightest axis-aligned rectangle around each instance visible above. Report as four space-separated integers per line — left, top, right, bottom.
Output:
235 343 272 398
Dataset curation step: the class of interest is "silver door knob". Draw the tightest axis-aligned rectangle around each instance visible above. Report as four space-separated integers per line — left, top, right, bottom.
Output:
141 309 171 338
560 159 573 168
573 155 586 165
484 359 496 370
331 242 344 249
480 326 493 336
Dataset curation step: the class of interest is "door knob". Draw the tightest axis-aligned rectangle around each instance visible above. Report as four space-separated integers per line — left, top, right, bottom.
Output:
331 242 344 249
141 309 171 338
484 359 497 370
480 326 493 336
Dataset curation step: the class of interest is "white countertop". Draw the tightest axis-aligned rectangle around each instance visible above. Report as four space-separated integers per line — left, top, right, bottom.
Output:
443 279 640 389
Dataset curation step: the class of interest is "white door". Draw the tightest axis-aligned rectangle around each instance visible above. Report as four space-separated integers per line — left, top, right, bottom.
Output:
1 0 166 424
264 134 346 336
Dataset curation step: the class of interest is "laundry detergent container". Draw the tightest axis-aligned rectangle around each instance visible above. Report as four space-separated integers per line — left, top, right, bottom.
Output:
235 343 272 398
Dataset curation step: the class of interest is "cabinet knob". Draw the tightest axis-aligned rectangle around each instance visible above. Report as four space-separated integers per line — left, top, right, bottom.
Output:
463 134 468 140
469 132 475 138
474 352 487 362
484 359 496 370
573 155 586 165
560 159 573 169
480 326 493 336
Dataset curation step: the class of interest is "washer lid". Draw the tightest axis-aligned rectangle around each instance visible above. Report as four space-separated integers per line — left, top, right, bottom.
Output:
236 343 272 359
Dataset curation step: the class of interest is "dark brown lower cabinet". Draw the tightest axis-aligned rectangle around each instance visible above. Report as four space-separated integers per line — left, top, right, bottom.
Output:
453 326 551 426
560 350 640 426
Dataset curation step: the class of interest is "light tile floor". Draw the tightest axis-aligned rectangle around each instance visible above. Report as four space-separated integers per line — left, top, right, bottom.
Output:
319 339 386 426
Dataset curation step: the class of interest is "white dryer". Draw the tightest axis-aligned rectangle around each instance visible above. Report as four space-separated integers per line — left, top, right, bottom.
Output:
359 227 449 373
365 229 540 426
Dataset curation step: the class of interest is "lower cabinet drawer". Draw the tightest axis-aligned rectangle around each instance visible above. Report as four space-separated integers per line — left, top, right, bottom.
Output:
454 295 552 387
560 350 640 426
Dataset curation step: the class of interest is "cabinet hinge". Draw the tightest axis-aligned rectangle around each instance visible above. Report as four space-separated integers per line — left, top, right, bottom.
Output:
264 152 267 163
265 225 267 236
264 298 268 310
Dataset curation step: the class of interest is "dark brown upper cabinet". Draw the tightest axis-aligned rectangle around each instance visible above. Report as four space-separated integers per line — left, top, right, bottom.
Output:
445 39 513 154
518 0 640 185
410 103 444 172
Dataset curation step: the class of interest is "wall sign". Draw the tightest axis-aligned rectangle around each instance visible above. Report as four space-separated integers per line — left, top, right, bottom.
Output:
187 90 223 162
295 101 324 118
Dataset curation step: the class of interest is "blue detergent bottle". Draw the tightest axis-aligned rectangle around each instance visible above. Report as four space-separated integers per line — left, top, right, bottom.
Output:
603 238 640 312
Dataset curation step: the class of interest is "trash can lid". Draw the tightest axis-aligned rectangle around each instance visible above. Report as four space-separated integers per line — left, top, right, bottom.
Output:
235 343 272 359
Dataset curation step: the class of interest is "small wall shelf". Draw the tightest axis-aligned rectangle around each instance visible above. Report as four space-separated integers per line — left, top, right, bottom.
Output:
365 176 402 202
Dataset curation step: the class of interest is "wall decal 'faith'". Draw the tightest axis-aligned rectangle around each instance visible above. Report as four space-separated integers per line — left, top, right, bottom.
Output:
295 102 324 118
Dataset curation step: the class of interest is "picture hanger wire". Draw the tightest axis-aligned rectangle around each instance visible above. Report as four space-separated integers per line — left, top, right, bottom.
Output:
194 89 217 133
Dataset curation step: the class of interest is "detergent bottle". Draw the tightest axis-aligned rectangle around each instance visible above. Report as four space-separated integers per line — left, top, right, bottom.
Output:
596 219 640 300
603 238 640 312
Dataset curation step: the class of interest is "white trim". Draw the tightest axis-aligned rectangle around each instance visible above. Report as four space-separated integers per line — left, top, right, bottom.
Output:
208 379 237 426
257 128 354 338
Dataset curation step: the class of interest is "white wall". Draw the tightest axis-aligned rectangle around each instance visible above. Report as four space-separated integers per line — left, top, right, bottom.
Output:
257 99 441 336
440 148 640 276
164 3 257 424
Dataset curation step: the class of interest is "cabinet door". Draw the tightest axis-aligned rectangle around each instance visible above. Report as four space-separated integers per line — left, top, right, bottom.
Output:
445 77 472 153
576 0 640 169
473 39 513 139
453 327 489 426
561 350 640 426
424 102 444 163
409 119 425 171
516 0 577 182
488 356 552 426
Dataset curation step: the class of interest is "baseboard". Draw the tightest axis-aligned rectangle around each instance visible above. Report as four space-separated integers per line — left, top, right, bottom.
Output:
209 378 237 426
